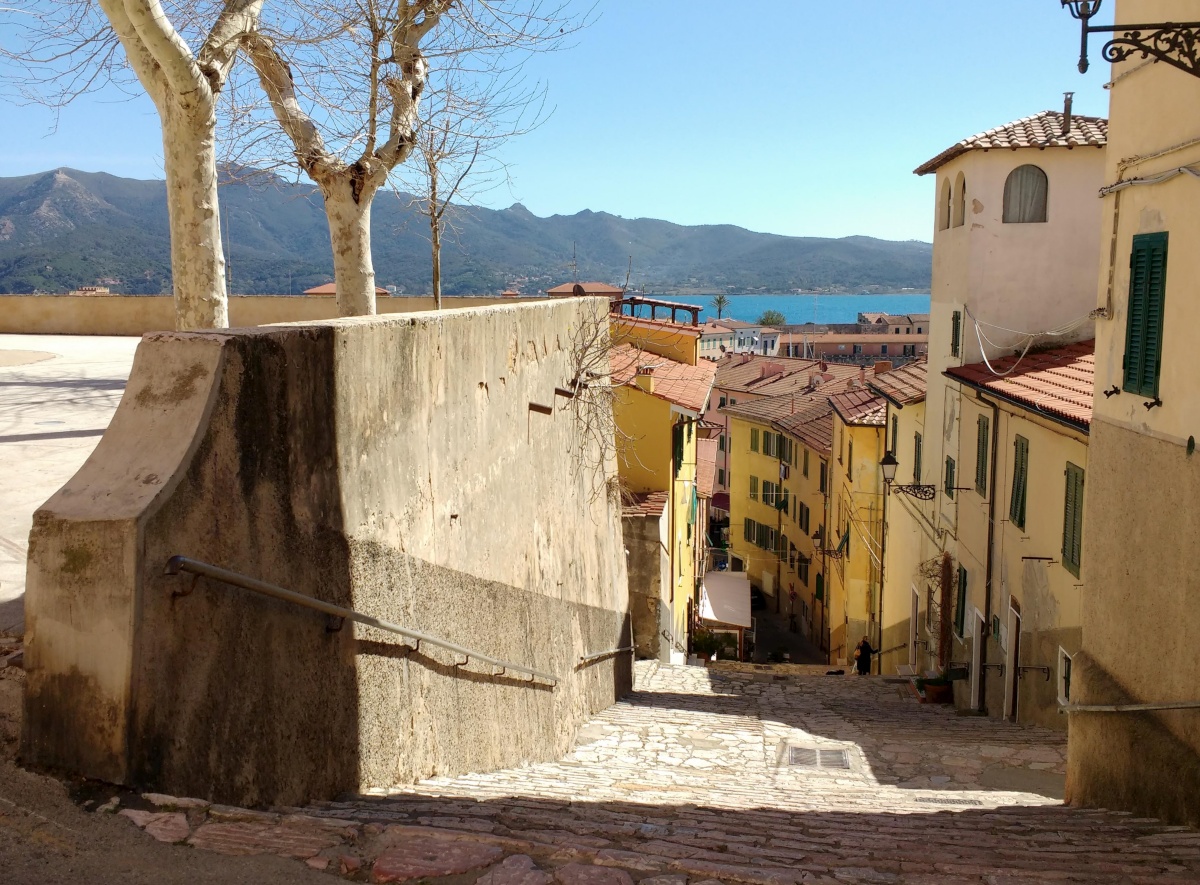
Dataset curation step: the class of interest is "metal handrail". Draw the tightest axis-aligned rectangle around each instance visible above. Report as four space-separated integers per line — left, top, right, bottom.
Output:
577 646 633 668
164 556 558 686
1060 700 1200 714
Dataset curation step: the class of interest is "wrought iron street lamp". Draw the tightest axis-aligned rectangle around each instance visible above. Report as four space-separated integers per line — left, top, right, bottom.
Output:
1061 0 1200 78
880 451 937 501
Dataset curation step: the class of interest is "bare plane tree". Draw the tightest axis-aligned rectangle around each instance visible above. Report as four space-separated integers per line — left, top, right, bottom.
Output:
240 0 581 316
3 0 265 329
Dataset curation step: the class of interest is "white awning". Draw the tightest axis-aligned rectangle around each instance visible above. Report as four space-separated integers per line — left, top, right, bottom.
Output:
699 570 751 629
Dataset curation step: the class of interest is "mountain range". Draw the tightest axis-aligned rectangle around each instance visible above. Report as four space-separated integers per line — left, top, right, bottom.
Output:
0 168 932 296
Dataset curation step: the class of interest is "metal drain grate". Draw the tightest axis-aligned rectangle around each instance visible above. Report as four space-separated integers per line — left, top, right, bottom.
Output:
787 747 850 769
915 796 984 806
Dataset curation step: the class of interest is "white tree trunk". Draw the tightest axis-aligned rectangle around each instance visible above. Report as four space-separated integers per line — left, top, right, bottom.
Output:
161 97 229 330
324 179 377 317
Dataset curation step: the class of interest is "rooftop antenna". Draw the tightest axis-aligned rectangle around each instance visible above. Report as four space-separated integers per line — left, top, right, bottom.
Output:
1061 91 1075 136
623 255 632 294
571 241 578 283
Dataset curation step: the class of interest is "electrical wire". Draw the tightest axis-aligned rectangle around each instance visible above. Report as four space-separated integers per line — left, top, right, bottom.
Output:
964 305 1094 378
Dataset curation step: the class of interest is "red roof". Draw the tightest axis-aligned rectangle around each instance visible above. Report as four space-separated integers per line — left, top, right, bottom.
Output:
610 344 717 414
945 340 1095 429
914 110 1108 176
622 490 669 519
828 389 888 427
303 283 389 295
722 391 835 455
868 359 928 406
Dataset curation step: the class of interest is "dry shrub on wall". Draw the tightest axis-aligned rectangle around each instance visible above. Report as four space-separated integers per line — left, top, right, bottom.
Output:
916 551 955 673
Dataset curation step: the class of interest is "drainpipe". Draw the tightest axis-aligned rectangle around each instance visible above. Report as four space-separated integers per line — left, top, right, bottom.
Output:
877 433 887 675
976 390 1002 713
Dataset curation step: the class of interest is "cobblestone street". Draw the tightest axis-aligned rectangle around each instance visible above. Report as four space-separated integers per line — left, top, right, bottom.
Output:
110 662 1200 883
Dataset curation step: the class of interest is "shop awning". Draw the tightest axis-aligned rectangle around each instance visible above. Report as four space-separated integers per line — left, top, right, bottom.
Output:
699 570 751 629
711 492 730 511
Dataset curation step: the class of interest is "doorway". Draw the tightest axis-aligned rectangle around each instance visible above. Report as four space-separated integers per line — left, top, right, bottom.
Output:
909 586 919 667
1005 602 1022 722
970 611 986 711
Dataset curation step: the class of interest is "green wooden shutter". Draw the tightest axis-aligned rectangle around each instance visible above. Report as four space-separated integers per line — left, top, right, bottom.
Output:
890 416 898 454
1010 436 1029 529
803 447 809 477
954 566 967 637
975 414 989 495
1062 463 1084 577
750 427 760 452
951 310 962 357
750 476 758 500
815 573 824 602
673 424 683 478
944 456 956 499
1123 232 1169 397
914 432 923 483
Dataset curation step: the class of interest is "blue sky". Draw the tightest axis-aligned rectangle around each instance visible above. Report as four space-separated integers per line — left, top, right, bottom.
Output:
0 1 1112 242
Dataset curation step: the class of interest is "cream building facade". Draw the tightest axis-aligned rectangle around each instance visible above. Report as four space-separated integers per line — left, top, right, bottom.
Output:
1067 0 1200 826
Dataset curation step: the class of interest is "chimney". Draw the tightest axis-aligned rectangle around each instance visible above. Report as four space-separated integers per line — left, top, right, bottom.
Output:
634 365 655 393
1061 91 1074 137
858 366 867 387
874 360 893 375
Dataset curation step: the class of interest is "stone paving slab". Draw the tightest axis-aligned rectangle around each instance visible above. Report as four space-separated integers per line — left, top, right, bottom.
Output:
114 662 1199 883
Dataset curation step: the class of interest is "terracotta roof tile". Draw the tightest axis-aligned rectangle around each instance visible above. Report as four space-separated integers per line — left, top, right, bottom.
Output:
914 110 1108 175
696 438 718 499
722 392 835 455
610 343 717 414
714 354 860 396
622 490 669 519
946 340 1095 429
868 359 928 406
828 389 888 427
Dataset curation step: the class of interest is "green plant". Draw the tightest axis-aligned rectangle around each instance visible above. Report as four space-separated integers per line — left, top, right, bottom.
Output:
757 309 786 327
691 630 724 658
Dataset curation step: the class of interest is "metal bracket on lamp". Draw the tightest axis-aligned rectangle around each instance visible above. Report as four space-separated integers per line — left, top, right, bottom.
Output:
1061 1 1200 79
879 451 937 500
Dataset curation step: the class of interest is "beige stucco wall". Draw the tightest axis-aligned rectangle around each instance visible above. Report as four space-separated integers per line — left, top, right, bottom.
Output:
0 294 536 336
1071 5 1200 824
21 298 631 806
625 511 670 661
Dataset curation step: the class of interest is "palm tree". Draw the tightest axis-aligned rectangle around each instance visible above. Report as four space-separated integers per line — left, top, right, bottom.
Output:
710 294 731 319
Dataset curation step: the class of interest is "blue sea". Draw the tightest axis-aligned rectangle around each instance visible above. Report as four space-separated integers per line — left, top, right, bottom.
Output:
641 294 931 325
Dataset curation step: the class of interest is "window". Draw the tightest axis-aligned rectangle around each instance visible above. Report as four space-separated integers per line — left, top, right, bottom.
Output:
730 398 737 405
951 310 962 358
939 177 952 231
953 172 967 228
1123 231 1169 397
890 416 898 454
744 518 756 542
913 432 923 484
1003 164 1048 223
718 434 725 452
917 327 923 334
954 566 968 638
803 448 810 477
848 439 854 481
819 461 828 494
762 480 777 505
975 414 989 496
815 572 824 602
749 476 759 501
673 424 683 479
1062 462 1085 577
893 328 900 335
719 396 727 408
718 468 726 487
903 344 916 357
764 432 778 458
853 344 863 355
1010 435 1029 529
945 456 956 499
799 557 810 585
799 502 811 535
750 427 759 452
881 344 889 356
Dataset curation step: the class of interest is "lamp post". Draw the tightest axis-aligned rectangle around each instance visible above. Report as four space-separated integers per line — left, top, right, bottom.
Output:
880 451 937 501
1060 0 1200 79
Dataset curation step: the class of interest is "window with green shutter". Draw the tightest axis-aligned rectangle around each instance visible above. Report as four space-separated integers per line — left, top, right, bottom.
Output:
975 414 990 496
1010 435 1029 529
945 456 956 499
803 447 810 477
749 476 759 501
951 310 962 358
673 424 683 478
744 518 756 542
913 432 923 484
890 415 898 454
848 439 854 481
1062 462 1085 577
954 566 967 638
750 427 760 452
1123 232 1168 397
815 572 824 602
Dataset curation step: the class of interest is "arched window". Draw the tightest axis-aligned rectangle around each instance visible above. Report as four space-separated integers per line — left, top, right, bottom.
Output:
939 178 952 231
1003 164 1048 223
953 172 967 228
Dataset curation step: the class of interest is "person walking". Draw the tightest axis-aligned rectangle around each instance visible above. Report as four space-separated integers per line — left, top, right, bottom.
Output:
854 635 875 676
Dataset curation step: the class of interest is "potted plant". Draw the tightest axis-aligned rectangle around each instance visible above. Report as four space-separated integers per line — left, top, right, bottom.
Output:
915 674 954 704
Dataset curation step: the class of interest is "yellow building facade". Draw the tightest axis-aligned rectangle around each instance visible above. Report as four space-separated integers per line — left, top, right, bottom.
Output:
1067 0 1200 826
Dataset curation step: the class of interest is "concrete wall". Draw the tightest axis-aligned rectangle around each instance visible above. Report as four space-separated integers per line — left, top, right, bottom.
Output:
625 512 670 661
21 299 631 807
0 294 536 336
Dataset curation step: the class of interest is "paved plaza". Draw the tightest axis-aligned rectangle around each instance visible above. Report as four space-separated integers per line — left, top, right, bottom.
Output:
0 334 139 635
112 662 1200 883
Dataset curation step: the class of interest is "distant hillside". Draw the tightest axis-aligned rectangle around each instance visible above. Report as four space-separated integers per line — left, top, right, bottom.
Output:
0 168 932 296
